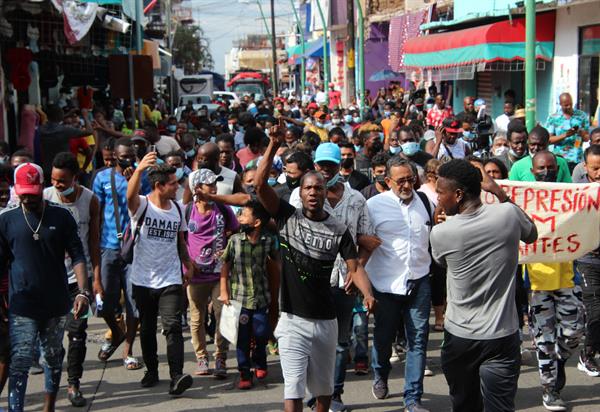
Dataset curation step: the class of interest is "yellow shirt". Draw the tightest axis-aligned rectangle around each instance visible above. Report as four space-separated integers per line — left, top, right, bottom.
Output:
307 124 329 142
77 135 96 173
526 262 574 291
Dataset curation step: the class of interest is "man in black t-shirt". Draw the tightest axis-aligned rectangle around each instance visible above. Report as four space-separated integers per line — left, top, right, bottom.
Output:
255 126 375 412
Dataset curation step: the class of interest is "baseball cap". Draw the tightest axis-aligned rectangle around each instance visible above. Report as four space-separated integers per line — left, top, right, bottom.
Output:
443 118 463 134
314 142 341 164
189 168 224 190
14 163 43 195
131 129 147 142
315 111 327 119
513 108 526 119
423 130 436 141
307 102 319 110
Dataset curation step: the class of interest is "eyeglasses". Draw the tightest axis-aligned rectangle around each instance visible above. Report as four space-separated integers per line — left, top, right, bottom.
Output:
390 176 416 186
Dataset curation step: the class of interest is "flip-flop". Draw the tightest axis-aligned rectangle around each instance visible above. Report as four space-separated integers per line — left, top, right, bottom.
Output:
433 324 444 332
97 334 126 362
123 356 143 370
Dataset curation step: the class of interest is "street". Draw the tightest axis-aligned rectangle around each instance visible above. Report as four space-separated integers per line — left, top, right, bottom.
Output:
14 316 600 411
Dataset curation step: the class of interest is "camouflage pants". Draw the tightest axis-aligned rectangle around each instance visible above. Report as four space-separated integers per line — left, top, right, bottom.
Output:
529 287 584 387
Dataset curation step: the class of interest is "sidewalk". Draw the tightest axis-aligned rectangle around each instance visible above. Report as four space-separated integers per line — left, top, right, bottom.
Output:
9 316 600 411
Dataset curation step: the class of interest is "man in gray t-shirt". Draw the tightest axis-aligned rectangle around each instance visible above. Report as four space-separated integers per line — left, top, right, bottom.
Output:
430 159 537 412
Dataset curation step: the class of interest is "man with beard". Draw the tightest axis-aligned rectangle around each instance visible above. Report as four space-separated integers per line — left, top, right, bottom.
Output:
431 159 537 412
339 143 371 191
494 120 528 171
508 126 572 182
525 151 584 411
354 129 385 181
495 101 515 133
274 151 313 202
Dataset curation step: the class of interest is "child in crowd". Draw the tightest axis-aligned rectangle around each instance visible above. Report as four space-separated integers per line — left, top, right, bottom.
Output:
219 200 280 389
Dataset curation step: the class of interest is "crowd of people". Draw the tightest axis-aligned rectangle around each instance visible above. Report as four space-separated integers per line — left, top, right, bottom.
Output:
0 84 598 412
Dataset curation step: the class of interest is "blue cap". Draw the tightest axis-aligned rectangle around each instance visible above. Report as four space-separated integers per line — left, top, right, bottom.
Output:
314 142 341 164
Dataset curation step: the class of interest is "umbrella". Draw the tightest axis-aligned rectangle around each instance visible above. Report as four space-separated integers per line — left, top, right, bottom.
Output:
369 69 401 82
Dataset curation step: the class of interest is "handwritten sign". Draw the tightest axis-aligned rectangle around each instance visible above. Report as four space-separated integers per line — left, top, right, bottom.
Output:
482 181 600 263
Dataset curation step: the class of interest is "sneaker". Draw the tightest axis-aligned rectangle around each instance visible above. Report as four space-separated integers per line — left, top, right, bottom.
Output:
195 358 209 376
555 358 566 391
354 361 369 375
169 374 193 395
390 342 406 363
238 372 252 390
141 370 159 388
372 379 389 400
214 358 227 379
255 368 268 380
67 386 87 407
329 393 347 412
577 352 600 377
423 364 434 377
405 401 430 412
542 388 567 411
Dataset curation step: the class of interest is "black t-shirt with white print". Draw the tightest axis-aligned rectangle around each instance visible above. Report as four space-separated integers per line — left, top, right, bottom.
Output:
275 199 357 320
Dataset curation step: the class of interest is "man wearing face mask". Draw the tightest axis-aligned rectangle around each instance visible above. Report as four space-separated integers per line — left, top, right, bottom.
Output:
328 110 353 138
339 143 371 191
366 157 434 411
187 142 244 200
283 111 330 143
164 152 189 202
274 151 313 202
525 151 584 411
44 152 101 407
509 126 572 182
431 118 470 161
360 152 391 200
396 127 432 172
143 122 180 157
92 138 151 369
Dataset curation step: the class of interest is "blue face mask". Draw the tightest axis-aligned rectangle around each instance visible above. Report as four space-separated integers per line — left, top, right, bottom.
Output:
268 177 278 187
326 173 340 188
462 131 476 142
175 167 185 180
59 186 75 197
354 145 362 153
344 115 353 123
353 116 361 123
389 145 402 154
167 125 177 133
401 141 420 156
379 132 385 142
185 149 196 158
383 111 391 118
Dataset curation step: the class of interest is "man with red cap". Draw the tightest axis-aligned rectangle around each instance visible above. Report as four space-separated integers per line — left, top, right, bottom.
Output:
430 118 471 162
0 163 89 412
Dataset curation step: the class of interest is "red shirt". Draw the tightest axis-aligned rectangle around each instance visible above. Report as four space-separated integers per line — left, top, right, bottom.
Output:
236 147 261 169
426 105 454 128
69 136 90 156
329 90 342 109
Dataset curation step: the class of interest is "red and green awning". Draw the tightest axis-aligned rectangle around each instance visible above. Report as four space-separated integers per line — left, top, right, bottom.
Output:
403 12 556 69
582 25 600 56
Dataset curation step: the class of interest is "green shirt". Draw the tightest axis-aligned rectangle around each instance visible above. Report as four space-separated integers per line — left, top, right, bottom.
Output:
221 231 279 310
508 155 572 182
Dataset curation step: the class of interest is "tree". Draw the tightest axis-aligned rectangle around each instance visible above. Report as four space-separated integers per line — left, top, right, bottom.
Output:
173 25 214 74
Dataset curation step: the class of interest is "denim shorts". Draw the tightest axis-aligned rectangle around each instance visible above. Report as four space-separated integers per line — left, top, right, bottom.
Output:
100 248 138 318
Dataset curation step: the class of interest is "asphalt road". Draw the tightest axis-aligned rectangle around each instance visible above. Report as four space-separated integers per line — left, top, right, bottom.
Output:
9 316 600 411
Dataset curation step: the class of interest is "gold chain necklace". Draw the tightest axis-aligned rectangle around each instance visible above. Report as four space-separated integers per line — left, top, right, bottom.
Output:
22 202 46 241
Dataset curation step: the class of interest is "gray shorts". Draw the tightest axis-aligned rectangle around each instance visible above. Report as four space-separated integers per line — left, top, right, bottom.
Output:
100 248 138 318
274 312 337 399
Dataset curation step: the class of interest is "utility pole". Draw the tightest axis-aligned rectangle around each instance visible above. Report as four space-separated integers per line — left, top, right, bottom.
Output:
135 0 144 123
289 0 305 94
315 0 329 105
356 0 365 118
525 0 536 131
270 0 279 96
346 0 355 106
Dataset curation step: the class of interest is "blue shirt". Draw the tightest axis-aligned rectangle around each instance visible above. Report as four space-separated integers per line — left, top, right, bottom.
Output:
545 108 590 163
0 202 85 319
93 168 151 250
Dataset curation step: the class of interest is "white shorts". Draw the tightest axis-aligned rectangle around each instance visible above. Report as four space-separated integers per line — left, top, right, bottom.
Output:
274 312 338 399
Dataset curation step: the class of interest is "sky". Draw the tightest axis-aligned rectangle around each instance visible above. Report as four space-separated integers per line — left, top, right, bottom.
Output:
182 0 296 75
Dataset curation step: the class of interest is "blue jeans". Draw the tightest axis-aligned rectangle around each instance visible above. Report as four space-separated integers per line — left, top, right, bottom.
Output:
236 307 269 374
332 287 356 395
371 276 431 406
352 310 369 363
8 314 66 412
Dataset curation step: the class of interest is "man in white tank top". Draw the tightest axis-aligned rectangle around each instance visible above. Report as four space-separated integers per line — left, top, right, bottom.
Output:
43 152 101 407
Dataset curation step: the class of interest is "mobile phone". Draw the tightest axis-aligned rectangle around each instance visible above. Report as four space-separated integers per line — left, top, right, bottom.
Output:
149 144 157 153
572 125 579 131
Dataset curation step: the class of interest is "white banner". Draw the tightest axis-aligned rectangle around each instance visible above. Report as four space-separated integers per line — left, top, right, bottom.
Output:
482 180 600 264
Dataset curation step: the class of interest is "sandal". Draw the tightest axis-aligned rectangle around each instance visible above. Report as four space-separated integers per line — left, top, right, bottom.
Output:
433 323 444 332
67 388 87 407
123 356 143 370
97 334 126 362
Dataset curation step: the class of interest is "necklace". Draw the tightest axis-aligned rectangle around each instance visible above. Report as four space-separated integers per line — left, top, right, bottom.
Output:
22 202 45 241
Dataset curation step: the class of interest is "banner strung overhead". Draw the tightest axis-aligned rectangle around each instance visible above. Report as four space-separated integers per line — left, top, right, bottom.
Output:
482 181 600 264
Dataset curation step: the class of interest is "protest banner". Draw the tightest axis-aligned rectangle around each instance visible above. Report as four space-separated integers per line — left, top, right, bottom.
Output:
481 180 600 263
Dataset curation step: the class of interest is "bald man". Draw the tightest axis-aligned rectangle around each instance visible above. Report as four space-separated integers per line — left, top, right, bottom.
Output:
546 92 590 168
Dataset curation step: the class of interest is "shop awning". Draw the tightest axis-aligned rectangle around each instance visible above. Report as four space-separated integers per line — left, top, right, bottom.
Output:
402 12 555 69
286 37 330 64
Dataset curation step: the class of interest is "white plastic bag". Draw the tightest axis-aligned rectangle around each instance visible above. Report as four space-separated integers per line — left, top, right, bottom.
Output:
219 300 242 346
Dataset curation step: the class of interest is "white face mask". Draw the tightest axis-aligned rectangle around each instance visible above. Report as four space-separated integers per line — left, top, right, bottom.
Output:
493 146 509 156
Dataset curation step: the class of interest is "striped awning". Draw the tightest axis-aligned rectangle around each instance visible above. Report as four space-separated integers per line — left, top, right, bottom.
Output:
402 12 556 69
